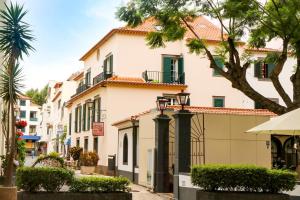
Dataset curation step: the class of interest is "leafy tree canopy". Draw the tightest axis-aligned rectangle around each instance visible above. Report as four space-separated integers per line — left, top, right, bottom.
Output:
25 84 48 106
117 0 300 115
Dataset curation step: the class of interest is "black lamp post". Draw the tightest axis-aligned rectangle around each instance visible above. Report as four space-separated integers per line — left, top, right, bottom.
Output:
153 96 171 193
176 91 190 110
173 91 193 200
156 96 169 115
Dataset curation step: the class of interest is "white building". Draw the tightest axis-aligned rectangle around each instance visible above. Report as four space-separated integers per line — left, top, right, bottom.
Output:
17 95 42 153
39 76 77 154
65 16 295 175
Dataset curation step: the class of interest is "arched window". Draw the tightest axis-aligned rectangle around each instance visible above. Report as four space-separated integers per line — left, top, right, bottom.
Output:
123 134 128 164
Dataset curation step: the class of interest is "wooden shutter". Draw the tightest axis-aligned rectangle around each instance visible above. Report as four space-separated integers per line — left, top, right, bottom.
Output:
163 57 172 83
213 57 224 76
254 61 262 78
104 59 107 73
83 104 86 131
97 98 101 122
178 57 184 84
109 55 113 73
69 113 72 135
79 106 82 132
92 99 96 122
267 63 275 78
74 108 78 133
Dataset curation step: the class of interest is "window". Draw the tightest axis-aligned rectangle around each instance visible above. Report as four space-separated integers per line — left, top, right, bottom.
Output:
29 125 36 134
85 69 91 86
79 105 82 132
213 96 225 108
104 54 113 75
163 94 178 105
76 138 80 147
93 98 101 122
75 105 82 133
82 103 86 131
123 134 128 165
30 111 37 121
254 60 275 79
213 56 224 76
74 107 78 133
20 100 26 106
93 137 98 153
84 137 88 152
163 56 184 84
255 98 279 109
20 110 26 119
21 127 25 133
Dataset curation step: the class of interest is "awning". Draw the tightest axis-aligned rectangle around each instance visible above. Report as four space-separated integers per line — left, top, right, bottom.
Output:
246 108 300 135
21 135 41 141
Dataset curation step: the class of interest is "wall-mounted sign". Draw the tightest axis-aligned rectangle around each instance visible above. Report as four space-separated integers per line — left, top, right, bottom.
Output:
92 122 104 136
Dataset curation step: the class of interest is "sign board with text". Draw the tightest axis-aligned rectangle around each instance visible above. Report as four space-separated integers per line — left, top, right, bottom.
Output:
92 122 104 136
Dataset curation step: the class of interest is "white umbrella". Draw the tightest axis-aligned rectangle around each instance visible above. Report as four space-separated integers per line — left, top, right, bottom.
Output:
247 108 300 135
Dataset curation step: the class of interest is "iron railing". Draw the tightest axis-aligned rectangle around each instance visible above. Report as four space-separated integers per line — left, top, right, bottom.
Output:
75 83 90 95
142 70 185 84
93 72 113 85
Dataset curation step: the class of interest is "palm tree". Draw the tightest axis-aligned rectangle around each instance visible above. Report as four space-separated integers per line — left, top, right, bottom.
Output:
0 3 34 186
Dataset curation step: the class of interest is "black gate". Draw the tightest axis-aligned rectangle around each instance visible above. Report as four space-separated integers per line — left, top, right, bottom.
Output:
168 112 205 174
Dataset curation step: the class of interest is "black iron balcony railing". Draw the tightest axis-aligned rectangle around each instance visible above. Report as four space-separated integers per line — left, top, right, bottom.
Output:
75 83 91 95
142 70 185 84
93 72 113 85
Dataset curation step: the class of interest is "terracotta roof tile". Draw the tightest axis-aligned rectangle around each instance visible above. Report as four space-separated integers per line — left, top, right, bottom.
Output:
112 106 276 126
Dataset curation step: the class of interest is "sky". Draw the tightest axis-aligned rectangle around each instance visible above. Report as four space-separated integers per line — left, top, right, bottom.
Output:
10 0 127 91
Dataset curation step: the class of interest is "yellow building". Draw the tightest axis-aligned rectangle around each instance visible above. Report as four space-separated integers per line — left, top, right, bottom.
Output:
113 106 275 188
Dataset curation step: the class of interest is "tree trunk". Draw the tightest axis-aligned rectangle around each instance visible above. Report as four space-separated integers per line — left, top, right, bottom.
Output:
291 41 300 106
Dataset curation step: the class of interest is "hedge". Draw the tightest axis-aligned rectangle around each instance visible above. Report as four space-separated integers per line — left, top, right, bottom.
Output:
16 167 74 192
69 176 130 193
191 164 297 193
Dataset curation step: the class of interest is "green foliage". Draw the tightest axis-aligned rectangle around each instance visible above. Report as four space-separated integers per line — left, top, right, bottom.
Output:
0 63 24 103
16 167 74 192
25 84 48 106
16 139 26 166
191 164 296 193
80 152 99 167
69 176 130 193
32 153 65 168
187 39 206 55
69 146 83 161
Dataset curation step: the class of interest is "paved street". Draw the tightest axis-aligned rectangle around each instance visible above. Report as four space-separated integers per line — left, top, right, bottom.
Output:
24 156 36 167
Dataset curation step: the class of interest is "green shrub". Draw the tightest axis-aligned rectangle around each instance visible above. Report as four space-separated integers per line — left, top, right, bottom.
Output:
69 147 82 161
16 167 74 192
80 152 99 166
70 176 130 193
191 164 296 193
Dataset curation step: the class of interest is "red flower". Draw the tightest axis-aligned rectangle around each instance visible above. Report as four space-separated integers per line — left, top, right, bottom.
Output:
16 131 23 136
16 120 27 128
17 137 22 141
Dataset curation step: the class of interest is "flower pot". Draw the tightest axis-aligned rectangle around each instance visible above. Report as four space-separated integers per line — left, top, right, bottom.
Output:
80 166 95 175
0 186 17 200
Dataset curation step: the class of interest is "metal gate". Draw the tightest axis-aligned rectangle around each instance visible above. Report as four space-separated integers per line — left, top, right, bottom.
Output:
169 112 205 175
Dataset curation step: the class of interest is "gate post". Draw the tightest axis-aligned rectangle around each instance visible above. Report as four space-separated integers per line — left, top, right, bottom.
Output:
153 114 171 193
173 109 194 200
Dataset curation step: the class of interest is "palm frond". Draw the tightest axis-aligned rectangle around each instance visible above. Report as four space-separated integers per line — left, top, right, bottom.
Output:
0 2 35 61
0 63 24 103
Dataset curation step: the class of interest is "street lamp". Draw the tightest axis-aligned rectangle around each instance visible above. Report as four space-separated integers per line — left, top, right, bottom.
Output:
86 99 94 109
156 96 169 115
176 91 190 110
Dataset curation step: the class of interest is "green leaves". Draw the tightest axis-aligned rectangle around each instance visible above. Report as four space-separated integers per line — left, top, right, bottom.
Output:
0 63 24 103
187 39 205 55
25 85 48 106
0 2 34 61
191 164 297 193
146 32 165 48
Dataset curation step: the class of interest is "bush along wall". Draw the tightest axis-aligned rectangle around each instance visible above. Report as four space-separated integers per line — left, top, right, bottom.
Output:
16 167 130 193
191 164 297 193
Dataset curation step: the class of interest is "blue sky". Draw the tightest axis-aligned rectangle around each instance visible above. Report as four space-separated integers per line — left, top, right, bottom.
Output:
11 0 127 90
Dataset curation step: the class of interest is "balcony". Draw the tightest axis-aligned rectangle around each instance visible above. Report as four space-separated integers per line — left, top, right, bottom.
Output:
74 83 91 96
30 117 38 122
93 72 113 85
142 70 185 84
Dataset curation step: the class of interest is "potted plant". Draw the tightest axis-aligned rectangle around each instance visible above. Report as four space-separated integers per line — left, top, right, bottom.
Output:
80 152 99 175
69 147 82 169
15 120 27 130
